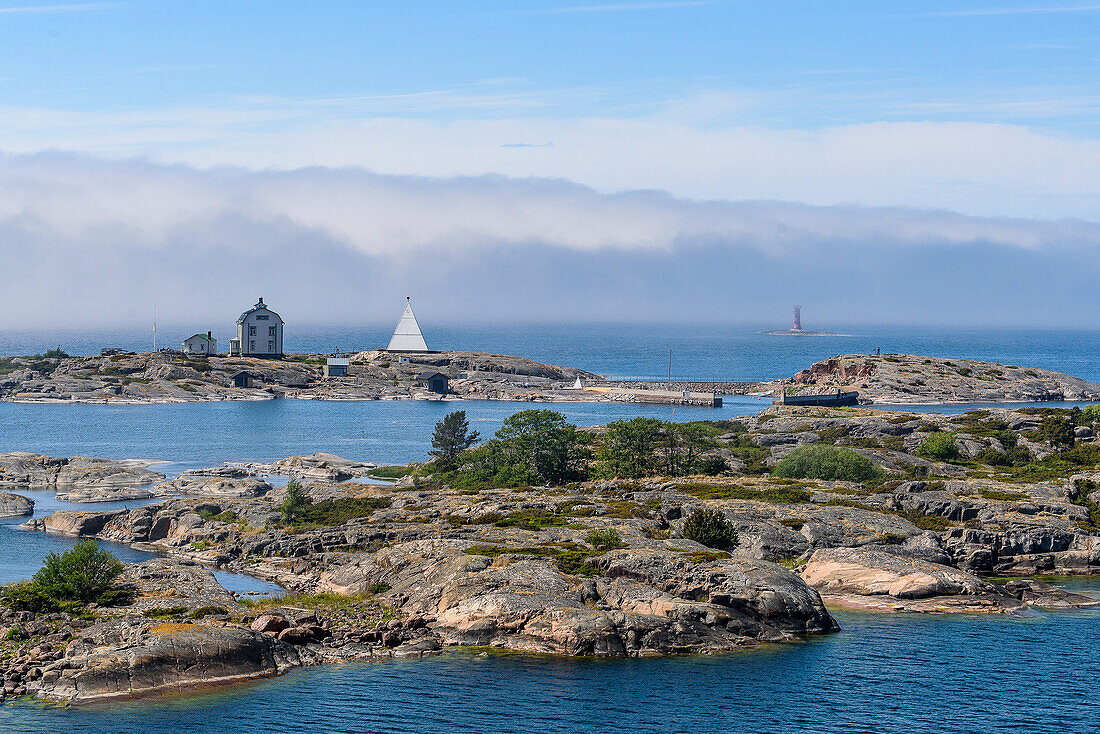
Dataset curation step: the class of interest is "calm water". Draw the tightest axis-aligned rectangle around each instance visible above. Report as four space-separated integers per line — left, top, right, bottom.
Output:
2 323 1099 730
4 323 1099 382
2 601 1099 733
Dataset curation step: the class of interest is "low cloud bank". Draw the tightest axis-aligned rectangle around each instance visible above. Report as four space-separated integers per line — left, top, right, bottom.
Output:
2 151 1098 328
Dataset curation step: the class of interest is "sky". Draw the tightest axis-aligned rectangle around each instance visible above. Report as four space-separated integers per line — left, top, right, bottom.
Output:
1 0 1099 328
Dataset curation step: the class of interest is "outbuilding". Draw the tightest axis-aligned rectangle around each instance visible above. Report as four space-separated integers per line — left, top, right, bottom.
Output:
231 370 258 389
418 371 448 395
325 356 349 378
183 331 217 356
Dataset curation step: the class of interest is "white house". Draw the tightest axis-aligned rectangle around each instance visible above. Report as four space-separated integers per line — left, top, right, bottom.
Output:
182 331 217 355
230 297 284 358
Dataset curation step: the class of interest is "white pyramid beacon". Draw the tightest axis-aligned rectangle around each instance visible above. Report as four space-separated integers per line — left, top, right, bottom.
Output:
386 296 429 352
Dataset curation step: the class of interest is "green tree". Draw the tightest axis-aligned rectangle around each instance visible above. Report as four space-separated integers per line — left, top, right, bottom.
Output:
279 479 311 523
665 422 720 476
31 540 124 604
682 508 738 550
772 444 885 482
1037 415 1076 450
430 410 480 467
494 409 588 484
917 431 960 462
596 417 664 478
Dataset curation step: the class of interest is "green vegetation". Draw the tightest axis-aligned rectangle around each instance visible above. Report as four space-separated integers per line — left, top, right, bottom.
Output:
780 517 806 530
2 540 128 613
367 464 416 480
1071 479 1100 532
772 444 885 482
143 606 189 618
432 409 589 489
679 482 814 504
430 410 480 468
585 528 625 552
368 581 391 595
197 508 243 525
240 590 374 612
465 543 601 576
917 431 959 462
682 508 738 550
278 479 309 523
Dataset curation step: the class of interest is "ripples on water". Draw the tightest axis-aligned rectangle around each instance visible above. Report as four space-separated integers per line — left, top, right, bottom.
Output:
3 605 1099 733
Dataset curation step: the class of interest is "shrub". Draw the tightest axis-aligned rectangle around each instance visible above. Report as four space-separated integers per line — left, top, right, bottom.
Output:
682 508 738 550
917 432 960 462
585 528 625 552
279 480 309 523
771 445 885 482
1 580 56 613
368 581 391 595
31 540 125 605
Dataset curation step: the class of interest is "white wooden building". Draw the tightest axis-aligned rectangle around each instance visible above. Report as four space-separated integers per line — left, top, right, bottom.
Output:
182 332 217 355
230 297 284 358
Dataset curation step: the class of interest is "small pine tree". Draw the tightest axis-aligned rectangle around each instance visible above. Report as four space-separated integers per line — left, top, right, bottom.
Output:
682 508 738 551
279 479 310 523
430 410 480 467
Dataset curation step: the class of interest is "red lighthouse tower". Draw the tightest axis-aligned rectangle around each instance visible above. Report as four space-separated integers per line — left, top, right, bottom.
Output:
792 305 802 331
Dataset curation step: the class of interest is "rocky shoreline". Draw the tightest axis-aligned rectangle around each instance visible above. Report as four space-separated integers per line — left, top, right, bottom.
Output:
5 350 1100 407
6 400 1100 704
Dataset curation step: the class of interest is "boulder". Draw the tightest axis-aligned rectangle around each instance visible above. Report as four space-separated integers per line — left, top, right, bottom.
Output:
251 614 290 635
1002 579 1100 610
0 492 33 519
28 618 301 704
800 547 1022 612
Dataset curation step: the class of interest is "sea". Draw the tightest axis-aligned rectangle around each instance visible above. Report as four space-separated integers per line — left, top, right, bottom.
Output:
1 323 1099 731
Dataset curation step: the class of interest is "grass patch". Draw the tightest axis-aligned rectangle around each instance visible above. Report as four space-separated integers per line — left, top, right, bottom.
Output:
367 464 416 480
286 496 393 528
465 543 600 576
678 483 814 504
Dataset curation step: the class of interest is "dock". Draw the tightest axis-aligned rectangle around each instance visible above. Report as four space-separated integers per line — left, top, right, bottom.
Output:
588 386 723 407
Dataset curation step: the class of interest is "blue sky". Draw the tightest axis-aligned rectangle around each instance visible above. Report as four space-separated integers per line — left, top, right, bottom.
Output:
3 1 1098 128
1 1 1099 327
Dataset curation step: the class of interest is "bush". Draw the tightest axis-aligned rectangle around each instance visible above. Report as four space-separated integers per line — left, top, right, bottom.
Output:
682 508 738 550
585 528 625 552
31 540 125 605
368 581 391 595
917 432 960 462
771 445 885 482
279 480 309 523
1 580 56 613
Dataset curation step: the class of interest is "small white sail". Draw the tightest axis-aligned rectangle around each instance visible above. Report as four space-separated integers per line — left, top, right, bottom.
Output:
571 376 583 390
386 297 428 352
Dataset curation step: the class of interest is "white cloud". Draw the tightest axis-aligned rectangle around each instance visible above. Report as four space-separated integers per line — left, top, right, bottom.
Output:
1 100 1098 222
2 151 1100 328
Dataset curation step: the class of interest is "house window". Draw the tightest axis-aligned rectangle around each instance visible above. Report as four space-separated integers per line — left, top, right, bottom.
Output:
249 325 256 336
268 340 274 352
269 326 276 336
256 315 269 321
250 340 255 351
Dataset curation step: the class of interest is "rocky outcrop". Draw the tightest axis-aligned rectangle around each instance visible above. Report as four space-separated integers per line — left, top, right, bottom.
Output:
27 618 302 704
1001 579 1100 609
322 539 836 657
0 452 164 489
151 475 272 499
799 547 1022 612
249 453 376 481
0 492 33 519
782 354 1100 404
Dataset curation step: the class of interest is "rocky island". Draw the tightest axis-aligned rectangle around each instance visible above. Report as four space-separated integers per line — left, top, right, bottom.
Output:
5 398 1100 704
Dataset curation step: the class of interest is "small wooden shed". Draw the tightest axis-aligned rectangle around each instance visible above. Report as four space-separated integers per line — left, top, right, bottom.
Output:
417 371 448 395
325 357 349 378
231 370 258 389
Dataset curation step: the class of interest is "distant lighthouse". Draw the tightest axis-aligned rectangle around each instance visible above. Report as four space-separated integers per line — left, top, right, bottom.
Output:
792 305 803 331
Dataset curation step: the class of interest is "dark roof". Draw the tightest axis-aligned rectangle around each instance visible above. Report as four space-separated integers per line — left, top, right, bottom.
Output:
236 297 282 325
185 333 215 342
231 370 258 379
417 371 447 380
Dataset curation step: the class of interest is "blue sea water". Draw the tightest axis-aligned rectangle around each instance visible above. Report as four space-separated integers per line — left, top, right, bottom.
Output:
1 323 1100 730
4 322 1099 383
3 601 1099 733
